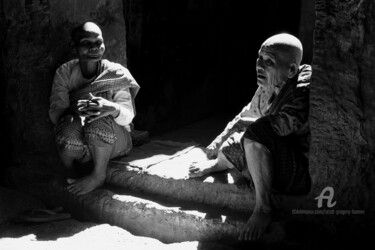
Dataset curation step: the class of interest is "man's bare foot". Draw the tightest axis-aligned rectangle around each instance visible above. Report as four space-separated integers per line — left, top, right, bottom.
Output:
188 159 218 178
66 173 105 195
238 209 273 241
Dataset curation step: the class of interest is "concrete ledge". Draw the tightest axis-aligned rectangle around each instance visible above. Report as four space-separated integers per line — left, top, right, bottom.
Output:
22 179 285 244
48 180 242 243
107 163 308 215
107 163 255 213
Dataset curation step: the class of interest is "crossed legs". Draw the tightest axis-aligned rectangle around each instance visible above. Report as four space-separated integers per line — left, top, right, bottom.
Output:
55 115 130 195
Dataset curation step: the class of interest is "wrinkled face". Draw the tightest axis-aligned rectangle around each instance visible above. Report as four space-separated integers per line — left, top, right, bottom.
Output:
256 45 290 89
75 26 105 62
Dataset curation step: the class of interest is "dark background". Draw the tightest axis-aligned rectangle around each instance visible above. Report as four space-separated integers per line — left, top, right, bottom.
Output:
123 0 306 134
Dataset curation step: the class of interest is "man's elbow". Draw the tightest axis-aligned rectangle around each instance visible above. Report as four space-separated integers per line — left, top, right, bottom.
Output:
114 108 135 126
49 109 62 125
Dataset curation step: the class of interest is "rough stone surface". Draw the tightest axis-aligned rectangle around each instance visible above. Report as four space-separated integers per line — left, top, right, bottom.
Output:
309 0 375 230
3 0 54 162
5 172 293 247
18 179 285 244
107 163 307 215
107 145 256 213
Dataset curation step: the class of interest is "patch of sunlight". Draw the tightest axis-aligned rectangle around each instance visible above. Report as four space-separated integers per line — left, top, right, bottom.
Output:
221 215 227 222
0 225 199 250
203 176 214 183
112 194 206 218
227 173 234 184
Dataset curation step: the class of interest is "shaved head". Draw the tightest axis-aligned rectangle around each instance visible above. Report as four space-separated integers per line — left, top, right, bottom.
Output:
71 21 102 46
256 33 303 89
261 33 303 67
71 21 105 62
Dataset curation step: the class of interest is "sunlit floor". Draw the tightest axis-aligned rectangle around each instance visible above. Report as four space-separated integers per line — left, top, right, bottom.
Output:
0 114 245 250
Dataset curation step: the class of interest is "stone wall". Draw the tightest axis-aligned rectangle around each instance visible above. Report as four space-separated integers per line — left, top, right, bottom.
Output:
2 0 55 170
309 0 375 232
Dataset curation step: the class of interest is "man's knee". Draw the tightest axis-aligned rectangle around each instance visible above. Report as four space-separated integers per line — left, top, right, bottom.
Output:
55 136 86 159
243 138 270 155
84 117 117 146
217 149 227 163
55 115 85 158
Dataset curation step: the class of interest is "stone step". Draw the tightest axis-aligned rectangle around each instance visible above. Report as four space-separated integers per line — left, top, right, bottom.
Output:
21 178 285 245
106 160 307 215
107 163 255 214
7 139 306 246
106 144 257 214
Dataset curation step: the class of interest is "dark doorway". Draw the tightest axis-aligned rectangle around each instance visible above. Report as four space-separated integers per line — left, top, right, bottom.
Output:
118 1 299 135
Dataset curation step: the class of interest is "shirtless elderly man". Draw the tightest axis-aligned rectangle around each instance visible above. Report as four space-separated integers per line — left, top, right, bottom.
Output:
189 33 311 241
49 22 139 195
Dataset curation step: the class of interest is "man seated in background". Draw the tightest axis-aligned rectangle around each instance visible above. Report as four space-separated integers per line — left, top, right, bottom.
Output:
189 33 311 241
49 21 140 195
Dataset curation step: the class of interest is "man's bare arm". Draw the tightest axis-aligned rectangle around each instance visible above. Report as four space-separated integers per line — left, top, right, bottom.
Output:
206 106 255 159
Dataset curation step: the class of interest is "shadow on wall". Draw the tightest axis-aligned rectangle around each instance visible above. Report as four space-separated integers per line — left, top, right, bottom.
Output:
124 0 306 134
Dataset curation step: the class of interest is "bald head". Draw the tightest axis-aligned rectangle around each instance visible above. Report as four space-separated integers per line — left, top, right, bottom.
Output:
261 33 303 67
71 21 102 46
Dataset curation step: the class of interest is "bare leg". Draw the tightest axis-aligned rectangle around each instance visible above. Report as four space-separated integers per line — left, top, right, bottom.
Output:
239 138 273 241
189 150 233 178
58 152 79 179
67 145 112 195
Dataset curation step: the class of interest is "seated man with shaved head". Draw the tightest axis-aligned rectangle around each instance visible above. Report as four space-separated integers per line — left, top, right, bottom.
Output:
189 33 311 241
49 21 140 195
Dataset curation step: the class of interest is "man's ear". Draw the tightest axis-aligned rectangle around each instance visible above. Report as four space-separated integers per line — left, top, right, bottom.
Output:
287 63 299 79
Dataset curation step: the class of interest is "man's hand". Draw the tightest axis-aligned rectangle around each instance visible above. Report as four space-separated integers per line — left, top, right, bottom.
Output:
77 93 119 123
206 140 221 159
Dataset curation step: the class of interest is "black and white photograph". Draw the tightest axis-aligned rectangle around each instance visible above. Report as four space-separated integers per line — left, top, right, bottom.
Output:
0 0 374 249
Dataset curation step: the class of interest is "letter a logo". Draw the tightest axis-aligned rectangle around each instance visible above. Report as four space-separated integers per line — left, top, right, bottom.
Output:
315 186 337 208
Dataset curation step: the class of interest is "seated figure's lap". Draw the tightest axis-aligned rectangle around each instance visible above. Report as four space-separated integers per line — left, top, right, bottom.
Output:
220 131 252 180
55 115 132 162
244 118 310 194
85 116 119 146
55 115 85 158
220 120 311 195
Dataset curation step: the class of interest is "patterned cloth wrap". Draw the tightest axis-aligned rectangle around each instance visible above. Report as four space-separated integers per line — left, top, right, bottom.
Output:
221 65 311 195
55 60 140 162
